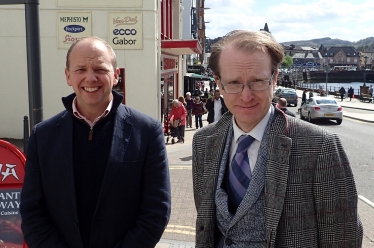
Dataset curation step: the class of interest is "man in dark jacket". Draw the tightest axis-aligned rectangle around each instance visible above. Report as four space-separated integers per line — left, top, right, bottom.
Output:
20 36 171 248
339 86 346 101
277 98 296 117
205 89 228 124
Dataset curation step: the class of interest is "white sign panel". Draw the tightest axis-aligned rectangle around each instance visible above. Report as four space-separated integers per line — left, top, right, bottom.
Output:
58 12 92 49
57 0 142 8
108 12 143 50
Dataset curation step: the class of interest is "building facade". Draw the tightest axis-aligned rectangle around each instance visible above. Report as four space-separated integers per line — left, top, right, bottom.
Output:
0 0 201 138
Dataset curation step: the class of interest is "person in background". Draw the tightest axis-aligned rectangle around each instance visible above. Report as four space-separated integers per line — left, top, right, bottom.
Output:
369 85 373 97
206 89 228 124
339 86 346 101
192 30 362 247
309 89 314 98
191 96 205 129
178 95 187 108
277 98 296 117
348 86 354 101
169 99 187 142
185 92 193 128
20 36 171 248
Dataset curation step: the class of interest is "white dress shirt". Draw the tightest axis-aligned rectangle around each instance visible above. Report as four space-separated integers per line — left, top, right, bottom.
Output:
229 106 271 173
213 98 223 122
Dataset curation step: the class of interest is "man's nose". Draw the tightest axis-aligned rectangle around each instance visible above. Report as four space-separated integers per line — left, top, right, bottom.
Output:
85 69 98 81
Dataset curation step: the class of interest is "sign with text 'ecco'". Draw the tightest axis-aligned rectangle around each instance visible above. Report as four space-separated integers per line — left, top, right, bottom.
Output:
108 12 143 50
58 12 92 49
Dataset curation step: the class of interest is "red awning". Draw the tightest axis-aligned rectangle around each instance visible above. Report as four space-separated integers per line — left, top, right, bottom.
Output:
161 39 202 56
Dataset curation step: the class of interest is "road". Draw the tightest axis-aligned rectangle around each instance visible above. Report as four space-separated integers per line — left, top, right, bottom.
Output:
287 104 374 204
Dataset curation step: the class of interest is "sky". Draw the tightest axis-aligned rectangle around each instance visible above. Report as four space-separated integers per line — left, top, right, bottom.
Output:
204 0 374 43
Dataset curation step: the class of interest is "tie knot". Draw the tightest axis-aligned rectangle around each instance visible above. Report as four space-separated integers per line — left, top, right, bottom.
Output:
237 135 255 153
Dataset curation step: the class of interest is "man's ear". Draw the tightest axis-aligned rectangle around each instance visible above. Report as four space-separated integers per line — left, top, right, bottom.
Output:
65 68 72 86
113 68 120 86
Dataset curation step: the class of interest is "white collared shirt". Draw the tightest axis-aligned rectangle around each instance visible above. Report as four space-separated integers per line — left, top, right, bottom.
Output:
229 106 271 173
72 97 113 128
213 98 222 122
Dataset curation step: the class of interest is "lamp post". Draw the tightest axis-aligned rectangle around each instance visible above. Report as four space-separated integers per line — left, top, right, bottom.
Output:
325 65 330 95
294 59 298 90
364 55 368 86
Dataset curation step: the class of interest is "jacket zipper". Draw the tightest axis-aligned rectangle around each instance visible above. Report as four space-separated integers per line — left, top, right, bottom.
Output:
88 127 93 141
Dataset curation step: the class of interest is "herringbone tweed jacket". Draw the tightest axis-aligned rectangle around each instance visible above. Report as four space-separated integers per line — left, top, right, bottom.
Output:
192 108 363 248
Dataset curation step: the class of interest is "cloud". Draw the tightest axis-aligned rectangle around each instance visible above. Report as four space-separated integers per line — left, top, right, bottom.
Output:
205 0 374 43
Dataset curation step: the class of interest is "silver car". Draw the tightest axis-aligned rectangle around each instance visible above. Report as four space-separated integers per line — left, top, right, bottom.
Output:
300 96 343 125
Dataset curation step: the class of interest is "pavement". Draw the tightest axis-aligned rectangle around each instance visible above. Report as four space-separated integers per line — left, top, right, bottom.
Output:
1 89 374 247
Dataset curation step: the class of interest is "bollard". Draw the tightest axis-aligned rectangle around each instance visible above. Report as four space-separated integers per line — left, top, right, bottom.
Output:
23 116 30 155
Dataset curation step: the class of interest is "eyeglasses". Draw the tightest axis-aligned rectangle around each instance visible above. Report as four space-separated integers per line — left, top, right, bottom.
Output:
218 72 275 94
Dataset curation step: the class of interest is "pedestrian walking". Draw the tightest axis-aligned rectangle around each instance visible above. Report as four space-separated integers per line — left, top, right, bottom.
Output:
185 92 193 128
348 86 354 101
191 96 204 129
205 89 228 124
339 86 346 101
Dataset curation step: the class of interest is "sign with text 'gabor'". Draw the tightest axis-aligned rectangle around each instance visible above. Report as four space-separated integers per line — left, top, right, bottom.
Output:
109 12 143 50
57 0 142 8
58 12 92 49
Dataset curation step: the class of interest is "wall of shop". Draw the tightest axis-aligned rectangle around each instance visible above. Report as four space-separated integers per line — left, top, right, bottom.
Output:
0 1 160 138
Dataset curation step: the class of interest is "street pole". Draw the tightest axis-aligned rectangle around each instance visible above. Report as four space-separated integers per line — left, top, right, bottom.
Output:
325 65 330 95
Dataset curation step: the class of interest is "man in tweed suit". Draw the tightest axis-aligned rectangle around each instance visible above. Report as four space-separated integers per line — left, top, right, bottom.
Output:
192 30 363 247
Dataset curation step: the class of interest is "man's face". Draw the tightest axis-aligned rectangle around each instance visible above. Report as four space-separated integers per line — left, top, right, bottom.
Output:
216 47 277 132
65 40 119 114
214 92 220 100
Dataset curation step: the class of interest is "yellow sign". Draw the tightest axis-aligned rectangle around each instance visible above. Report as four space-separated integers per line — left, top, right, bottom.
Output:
108 12 143 50
57 0 142 8
57 12 92 49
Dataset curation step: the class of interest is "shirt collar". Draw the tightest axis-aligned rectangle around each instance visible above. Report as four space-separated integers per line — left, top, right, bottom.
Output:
72 97 113 127
232 106 271 143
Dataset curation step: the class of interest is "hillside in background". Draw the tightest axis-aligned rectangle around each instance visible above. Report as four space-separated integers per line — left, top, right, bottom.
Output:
281 37 374 49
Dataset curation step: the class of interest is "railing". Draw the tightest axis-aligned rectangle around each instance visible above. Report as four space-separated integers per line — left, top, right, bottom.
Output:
298 83 361 95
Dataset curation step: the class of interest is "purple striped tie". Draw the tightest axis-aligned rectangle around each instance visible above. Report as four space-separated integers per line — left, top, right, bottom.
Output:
229 135 255 208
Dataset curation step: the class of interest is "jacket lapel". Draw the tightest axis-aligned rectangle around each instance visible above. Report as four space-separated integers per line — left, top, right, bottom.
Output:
94 105 132 212
264 111 292 242
58 112 79 219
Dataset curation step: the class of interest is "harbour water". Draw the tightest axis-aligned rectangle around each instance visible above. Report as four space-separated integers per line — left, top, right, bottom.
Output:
299 81 371 95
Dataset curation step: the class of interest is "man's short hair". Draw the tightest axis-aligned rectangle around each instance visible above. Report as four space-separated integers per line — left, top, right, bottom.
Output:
186 92 191 96
209 30 284 78
278 98 287 108
66 36 117 71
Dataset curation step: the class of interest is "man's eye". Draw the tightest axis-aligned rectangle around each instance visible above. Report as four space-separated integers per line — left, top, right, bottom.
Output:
227 81 241 85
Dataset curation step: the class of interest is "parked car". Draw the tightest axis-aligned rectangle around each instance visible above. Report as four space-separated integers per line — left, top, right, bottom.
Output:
299 96 343 125
273 88 298 106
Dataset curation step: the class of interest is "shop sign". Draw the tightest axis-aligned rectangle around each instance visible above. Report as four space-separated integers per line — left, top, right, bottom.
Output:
57 0 142 8
109 12 143 50
161 54 178 74
57 12 92 49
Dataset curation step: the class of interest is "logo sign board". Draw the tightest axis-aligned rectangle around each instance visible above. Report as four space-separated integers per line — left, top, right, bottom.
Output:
57 0 142 8
161 54 178 74
58 12 92 49
0 140 26 248
109 12 143 50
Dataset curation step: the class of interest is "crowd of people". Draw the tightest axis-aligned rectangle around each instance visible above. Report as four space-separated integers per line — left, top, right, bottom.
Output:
167 87 229 142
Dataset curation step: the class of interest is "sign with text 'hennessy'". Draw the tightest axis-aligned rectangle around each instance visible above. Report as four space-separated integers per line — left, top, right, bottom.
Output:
0 140 27 248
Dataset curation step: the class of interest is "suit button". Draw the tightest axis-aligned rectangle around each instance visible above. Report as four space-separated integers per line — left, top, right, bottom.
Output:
225 238 233 245
199 225 204 231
